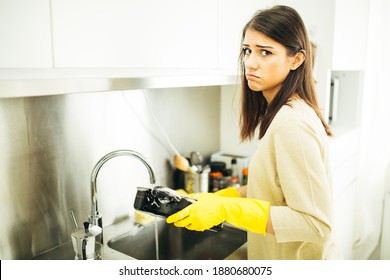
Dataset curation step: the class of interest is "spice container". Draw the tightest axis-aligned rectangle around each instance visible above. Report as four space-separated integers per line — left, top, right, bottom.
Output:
209 161 226 192
222 168 232 189
210 152 250 183
242 167 248 185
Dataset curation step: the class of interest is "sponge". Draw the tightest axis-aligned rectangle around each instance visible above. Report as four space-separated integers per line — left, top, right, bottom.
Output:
134 210 155 225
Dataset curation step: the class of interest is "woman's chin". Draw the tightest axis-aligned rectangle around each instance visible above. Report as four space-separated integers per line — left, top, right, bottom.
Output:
247 82 263 92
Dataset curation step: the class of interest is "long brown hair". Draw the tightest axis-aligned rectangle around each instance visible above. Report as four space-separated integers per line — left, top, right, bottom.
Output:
239 5 332 140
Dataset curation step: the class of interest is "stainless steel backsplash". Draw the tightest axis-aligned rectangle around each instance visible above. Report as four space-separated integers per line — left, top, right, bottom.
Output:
0 87 221 259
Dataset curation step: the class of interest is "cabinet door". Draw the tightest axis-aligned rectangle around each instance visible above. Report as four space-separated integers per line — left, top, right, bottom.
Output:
330 130 360 259
0 0 52 68
334 181 357 259
218 0 273 71
332 0 369 70
51 0 219 69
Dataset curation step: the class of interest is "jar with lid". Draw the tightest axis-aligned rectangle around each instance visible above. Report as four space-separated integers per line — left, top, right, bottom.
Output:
222 168 232 189
209 161 226 192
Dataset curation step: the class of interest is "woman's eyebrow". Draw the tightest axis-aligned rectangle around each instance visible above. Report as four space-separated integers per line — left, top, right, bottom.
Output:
256 45 274 49
242 43 274 49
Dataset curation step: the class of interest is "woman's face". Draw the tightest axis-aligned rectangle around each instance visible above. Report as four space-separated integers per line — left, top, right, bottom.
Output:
243 29 296 103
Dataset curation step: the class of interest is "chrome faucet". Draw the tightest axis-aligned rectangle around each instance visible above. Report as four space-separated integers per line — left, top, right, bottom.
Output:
87 149 156 253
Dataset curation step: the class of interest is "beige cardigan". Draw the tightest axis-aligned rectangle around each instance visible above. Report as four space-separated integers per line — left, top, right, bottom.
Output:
247 99 342 259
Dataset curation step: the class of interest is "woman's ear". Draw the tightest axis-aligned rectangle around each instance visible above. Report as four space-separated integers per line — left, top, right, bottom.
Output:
291 50 306 70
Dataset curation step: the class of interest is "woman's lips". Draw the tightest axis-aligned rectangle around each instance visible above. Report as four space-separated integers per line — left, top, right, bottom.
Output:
246 73 259 80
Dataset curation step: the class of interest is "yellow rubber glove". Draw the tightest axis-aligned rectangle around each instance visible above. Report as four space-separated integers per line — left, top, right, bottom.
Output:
175 188 191 197
214 186 241 197
166 192 270 234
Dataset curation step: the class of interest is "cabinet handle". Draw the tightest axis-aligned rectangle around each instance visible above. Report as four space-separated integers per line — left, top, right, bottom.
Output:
330 77 339 124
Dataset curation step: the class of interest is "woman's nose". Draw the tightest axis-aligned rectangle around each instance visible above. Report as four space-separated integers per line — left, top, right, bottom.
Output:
245 54 258 70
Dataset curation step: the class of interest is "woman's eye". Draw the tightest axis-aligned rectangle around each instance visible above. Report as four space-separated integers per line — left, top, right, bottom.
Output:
260 50 271 56
242 48 251 55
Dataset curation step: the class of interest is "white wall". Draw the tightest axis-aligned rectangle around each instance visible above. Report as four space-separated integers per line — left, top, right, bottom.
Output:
353 0 390 259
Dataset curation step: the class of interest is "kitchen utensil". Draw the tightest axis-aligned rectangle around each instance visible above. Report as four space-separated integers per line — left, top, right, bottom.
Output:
71 222 102 260
184 167 209 194
190 151 203 172
174 154 191 172
134 186 223 232
70 216 102 260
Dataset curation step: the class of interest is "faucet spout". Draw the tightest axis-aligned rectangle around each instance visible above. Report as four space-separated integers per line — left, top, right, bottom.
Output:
88 149 156 227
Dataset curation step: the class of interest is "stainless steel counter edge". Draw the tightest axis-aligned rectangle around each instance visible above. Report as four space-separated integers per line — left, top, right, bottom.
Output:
32 217 141 260
225 243 248 260
0 70 239 98
32 216 248 260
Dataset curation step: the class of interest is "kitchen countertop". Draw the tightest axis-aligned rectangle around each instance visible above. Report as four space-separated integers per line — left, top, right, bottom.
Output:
225 243 248 260
32 218 137 260
32 217 247 260
32 241 248 260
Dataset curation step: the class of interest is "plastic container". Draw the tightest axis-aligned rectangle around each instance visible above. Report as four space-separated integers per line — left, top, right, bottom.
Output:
242 167 248 185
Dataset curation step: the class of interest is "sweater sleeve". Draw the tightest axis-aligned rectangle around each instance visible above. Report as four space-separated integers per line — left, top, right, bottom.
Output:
270 118 333 244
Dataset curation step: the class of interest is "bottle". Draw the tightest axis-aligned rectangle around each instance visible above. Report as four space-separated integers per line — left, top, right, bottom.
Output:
242 167 248 185
230 158 239 186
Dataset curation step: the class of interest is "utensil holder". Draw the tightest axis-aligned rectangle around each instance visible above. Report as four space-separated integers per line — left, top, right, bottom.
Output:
184 171 209 193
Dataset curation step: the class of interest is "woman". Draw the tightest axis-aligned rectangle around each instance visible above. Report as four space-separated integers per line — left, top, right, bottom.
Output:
167 5 341 260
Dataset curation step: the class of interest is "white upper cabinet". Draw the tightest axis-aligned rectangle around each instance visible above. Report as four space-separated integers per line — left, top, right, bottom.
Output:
217 0 274 71
0 0 52 68
332 0 369 70
51 0 219 69
0 0 370 78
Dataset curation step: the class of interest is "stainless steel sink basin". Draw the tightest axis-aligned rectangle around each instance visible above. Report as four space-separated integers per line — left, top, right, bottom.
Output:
108 219 247 260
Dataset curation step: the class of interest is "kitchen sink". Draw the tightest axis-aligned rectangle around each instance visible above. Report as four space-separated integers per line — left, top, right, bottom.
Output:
108 219 247 260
